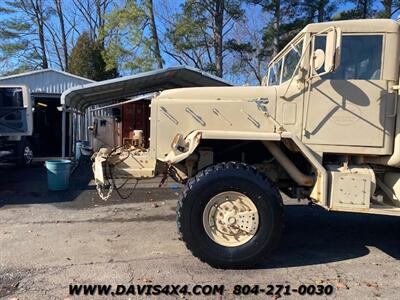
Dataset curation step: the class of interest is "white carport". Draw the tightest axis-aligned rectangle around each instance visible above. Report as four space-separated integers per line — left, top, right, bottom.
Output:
60 66 232 157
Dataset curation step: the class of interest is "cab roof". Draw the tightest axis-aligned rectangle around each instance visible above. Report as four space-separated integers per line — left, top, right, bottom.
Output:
303 19 399 33
268 19 399 66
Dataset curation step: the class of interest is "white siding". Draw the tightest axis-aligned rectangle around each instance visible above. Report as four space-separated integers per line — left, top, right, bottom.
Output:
0 69 93 95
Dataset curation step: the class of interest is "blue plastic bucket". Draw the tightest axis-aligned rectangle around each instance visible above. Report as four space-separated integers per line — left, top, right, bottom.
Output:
45 160 71 191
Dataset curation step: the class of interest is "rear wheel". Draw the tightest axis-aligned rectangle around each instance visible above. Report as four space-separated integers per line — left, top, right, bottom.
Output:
16 139 33 167
176 162 284 268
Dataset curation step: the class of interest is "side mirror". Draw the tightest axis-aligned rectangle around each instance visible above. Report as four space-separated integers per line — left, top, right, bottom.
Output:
310 27 342 79
324 28 341 72
313 49 325 71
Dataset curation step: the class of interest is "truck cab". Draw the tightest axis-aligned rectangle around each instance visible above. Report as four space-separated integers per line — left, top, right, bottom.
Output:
266 19 400 213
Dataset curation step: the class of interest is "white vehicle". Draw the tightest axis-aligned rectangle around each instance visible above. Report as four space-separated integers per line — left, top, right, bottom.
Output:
0 85 33 166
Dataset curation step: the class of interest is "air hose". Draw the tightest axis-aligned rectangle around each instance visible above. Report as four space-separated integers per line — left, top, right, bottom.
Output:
95 145 144 200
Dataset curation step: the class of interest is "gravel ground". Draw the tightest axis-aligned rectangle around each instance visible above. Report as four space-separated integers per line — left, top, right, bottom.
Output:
1 160 400 299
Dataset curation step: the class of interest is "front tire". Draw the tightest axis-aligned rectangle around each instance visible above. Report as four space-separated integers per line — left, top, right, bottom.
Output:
176 162 284 268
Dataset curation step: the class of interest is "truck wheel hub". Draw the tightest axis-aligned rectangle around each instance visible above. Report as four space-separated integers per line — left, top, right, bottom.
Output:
203 191 259 247
227 216 236 225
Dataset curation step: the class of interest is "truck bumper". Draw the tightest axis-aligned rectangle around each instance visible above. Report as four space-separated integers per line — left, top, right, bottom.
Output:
93 148 157 185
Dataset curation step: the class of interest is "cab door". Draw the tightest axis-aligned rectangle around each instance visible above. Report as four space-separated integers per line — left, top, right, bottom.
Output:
303 34 395 152
273 35 306 138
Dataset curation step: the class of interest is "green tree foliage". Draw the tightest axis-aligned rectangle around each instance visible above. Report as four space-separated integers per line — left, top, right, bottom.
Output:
300 0 336 22
102 0 163 74
68 32 117 81
0 0 50 73
1 0 399 83
375 0 400 17
333 0 375 19
166 0 244 77
224 11 268 84
247 0 308 57
0 0 114 75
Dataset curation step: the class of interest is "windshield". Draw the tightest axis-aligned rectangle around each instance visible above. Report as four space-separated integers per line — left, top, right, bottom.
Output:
266 38 303 86
0 87 28 134
0 87 23 108
268 59 282 86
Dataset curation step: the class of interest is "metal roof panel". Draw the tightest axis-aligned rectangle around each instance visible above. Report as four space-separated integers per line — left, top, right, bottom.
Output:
61 66 232 111
0 69 94 95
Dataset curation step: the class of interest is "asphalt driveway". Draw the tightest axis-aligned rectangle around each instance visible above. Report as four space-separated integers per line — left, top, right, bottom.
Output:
0 159 400 299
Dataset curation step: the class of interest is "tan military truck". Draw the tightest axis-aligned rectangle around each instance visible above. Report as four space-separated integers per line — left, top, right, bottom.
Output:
93 19 400 268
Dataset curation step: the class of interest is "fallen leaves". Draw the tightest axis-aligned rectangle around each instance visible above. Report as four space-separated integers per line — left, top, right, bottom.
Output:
335 281 349 290
137 277 153 283
364 281 379 289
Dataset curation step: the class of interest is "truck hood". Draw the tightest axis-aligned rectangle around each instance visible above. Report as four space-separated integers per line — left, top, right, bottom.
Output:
157 86 277 102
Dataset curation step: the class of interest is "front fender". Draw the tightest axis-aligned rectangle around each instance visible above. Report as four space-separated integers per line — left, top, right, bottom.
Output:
161 130 328 209
161 130 281 164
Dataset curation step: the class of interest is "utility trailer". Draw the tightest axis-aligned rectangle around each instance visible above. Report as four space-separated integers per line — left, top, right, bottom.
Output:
93 19 400 268
0 85 33 166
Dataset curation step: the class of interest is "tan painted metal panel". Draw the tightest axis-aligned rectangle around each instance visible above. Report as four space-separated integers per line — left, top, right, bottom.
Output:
154 87 277 158
303 80 393 148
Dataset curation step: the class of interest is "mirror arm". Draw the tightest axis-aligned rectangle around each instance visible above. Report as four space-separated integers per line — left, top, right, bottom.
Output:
307 69 331 81
280 39 313 100
280 26 338 100
306 26 339 82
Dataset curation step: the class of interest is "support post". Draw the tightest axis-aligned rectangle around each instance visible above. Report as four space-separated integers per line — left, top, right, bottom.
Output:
61 105 66 158
69 111 73 157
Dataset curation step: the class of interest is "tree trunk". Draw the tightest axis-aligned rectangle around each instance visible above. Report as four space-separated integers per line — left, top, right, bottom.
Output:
382 0 393 17
74 0 96 40
317 0 326 22
33 0 48 68
272 0 280 57
214 0 224 77
360 0 368 18
38 21 48 68
55 0 69 71
146 0 163 69
95 0 103 44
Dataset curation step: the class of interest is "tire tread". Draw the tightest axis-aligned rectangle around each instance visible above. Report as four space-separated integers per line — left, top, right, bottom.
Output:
176 161 284 268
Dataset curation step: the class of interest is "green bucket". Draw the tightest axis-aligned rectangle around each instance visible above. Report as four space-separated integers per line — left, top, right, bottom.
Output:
45 160 71 191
